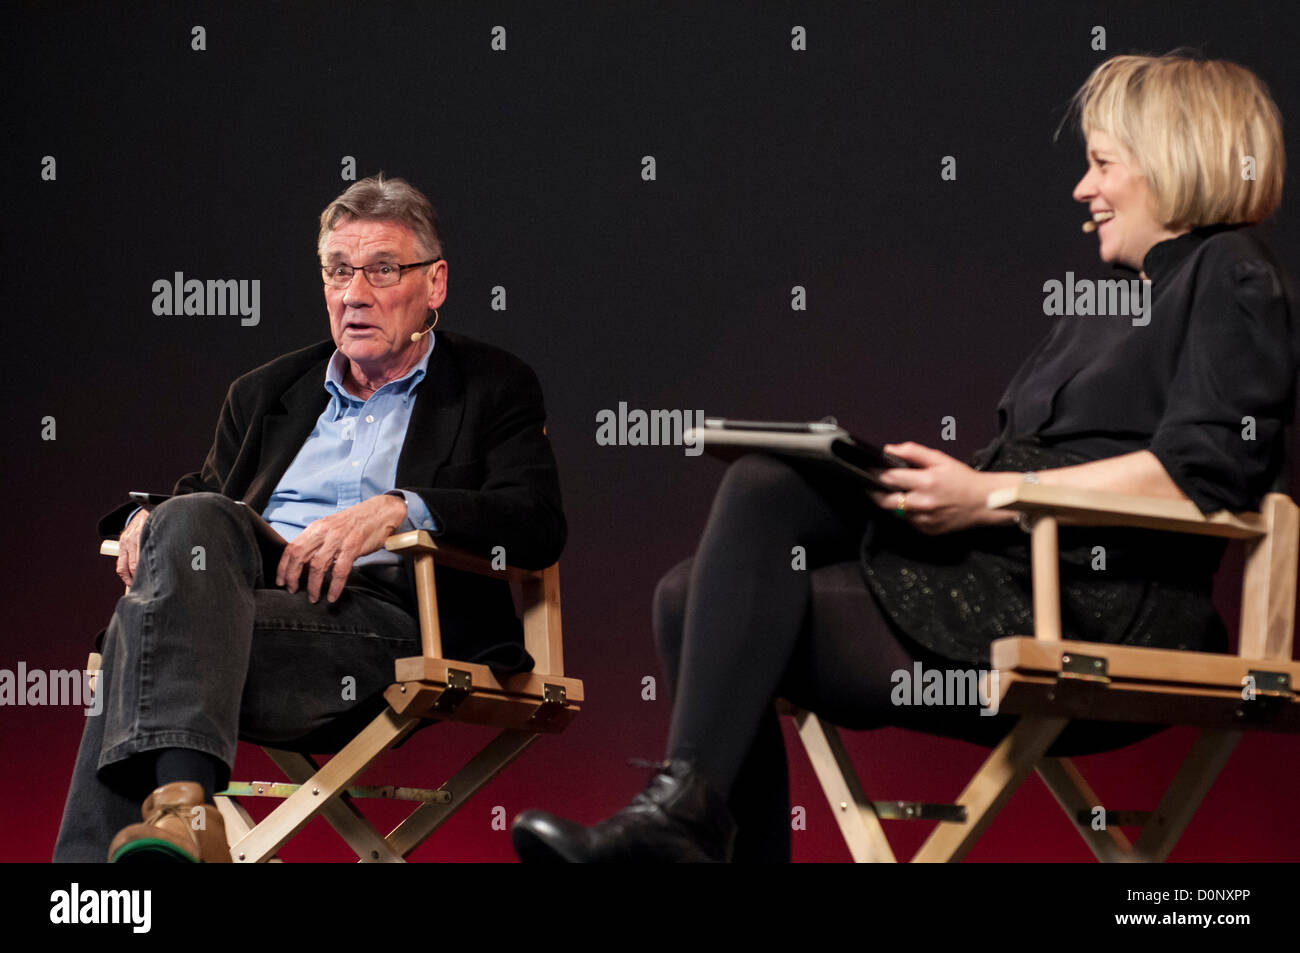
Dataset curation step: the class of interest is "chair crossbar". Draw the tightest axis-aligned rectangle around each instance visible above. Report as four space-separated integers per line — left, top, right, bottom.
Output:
220 781 452 804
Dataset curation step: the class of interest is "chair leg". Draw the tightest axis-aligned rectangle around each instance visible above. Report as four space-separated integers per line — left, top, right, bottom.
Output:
214 795 285 863
1132 729 1239 862
790 709 896 862
228 707 419 862
911 715 1067 863
384 729 539 858
214 795 255 844
1036 757 1135 862
264 749 405 863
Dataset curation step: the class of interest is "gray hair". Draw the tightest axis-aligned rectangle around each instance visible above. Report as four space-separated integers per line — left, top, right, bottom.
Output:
317 173 444 259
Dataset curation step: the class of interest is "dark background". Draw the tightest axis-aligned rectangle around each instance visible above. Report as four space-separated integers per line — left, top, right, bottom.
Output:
5 0 1299 862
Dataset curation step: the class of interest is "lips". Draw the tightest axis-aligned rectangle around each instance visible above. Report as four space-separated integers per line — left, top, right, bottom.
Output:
1092 210 1115 226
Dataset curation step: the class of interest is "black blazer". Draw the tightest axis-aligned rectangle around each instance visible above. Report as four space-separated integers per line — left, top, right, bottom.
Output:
97 330 566 671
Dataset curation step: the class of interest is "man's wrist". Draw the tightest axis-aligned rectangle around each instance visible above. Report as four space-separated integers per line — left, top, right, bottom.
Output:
383 490 408 524
392 489 439 533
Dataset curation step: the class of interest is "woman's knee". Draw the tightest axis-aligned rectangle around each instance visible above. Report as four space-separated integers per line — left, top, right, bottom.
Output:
715 453 802 510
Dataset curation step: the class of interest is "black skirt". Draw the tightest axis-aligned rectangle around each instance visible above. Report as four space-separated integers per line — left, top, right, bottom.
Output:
859 439 1231 668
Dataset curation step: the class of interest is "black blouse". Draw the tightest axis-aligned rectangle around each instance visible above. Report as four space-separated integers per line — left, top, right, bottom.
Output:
974 224 1300 514
861 225 1299 676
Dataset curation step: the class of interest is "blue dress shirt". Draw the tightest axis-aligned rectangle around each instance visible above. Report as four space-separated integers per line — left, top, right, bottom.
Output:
261 335 439 568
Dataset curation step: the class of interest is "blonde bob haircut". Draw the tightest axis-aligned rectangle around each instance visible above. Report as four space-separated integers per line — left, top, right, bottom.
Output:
1067 52 1284 228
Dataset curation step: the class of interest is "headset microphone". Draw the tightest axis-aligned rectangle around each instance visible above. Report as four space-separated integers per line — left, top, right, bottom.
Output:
409 309 440 342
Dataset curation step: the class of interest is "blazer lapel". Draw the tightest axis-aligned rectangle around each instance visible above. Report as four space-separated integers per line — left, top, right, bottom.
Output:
397 333 465 486
241 334 464 513
245 358 331 512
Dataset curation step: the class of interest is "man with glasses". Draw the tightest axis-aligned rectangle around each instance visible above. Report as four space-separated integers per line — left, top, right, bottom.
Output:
53 175 566 862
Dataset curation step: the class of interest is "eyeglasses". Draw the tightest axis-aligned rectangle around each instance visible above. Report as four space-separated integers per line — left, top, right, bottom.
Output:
321 257 442 288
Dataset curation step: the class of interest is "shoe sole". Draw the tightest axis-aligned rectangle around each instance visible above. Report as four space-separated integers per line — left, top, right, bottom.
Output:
510 826 584 863
110 838 199 863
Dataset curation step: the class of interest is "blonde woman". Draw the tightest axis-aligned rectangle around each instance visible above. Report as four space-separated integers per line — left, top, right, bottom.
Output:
514 53 1298 862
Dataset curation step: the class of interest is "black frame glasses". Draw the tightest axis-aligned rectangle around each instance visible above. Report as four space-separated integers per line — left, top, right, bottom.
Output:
321 257 443 288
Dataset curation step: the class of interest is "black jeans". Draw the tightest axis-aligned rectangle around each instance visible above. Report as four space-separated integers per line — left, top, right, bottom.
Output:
53 492 421 862
652 453 1111 862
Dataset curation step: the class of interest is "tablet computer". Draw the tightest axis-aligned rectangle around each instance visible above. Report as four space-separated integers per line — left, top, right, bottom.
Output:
684 418 914 491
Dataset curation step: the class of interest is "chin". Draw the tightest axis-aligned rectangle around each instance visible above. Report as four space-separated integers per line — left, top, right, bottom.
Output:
1096 236 1129 267
341 343 384 363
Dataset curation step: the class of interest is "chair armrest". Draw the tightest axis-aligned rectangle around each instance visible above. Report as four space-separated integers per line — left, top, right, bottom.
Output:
383 530 564 674
986 484 1266 540
384 530 551 582
986 486 1298 660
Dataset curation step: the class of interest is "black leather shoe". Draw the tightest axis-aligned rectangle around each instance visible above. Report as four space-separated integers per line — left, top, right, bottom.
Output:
511 759 736 863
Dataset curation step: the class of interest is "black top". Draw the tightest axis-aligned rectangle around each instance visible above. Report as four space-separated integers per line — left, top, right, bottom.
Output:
973 224 1300 513
861 225 1300 673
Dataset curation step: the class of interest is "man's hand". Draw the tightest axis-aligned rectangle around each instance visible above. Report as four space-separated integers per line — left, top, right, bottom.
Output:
276 493 408 604
867 442 1007 534
117 508 151 591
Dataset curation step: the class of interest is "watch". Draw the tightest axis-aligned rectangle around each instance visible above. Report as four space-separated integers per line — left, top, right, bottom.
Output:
1017 471 1039 533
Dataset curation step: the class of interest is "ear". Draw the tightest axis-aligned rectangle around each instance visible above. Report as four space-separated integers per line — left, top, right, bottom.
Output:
425 260 448 311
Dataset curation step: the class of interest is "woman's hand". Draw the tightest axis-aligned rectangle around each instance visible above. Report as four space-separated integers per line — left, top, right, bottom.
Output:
867 442 1009 534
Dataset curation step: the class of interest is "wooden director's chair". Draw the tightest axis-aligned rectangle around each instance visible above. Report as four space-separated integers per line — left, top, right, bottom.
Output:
784 485 1300 862
96 531 581 862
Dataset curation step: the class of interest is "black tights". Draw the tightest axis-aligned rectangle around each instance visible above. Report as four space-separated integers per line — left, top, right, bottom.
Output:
652 454 1038 861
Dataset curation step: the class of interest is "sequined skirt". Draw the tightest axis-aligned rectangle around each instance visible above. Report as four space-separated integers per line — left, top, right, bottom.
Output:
859 439 1230 667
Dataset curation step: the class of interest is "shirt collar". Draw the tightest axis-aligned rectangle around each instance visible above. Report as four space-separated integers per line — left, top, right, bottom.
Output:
1139 223 1242 286
324 332 434 419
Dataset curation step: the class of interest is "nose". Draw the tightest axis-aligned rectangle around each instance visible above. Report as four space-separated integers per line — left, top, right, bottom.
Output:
1072 167 1096 204
341 269 375 307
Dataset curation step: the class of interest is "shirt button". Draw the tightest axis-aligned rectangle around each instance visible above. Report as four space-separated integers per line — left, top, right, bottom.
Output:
365 415 375 423
352 460 360 468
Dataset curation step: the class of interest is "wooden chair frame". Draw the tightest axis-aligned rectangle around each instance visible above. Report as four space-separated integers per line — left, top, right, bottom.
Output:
785 485 1299 862
96 531 581 863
